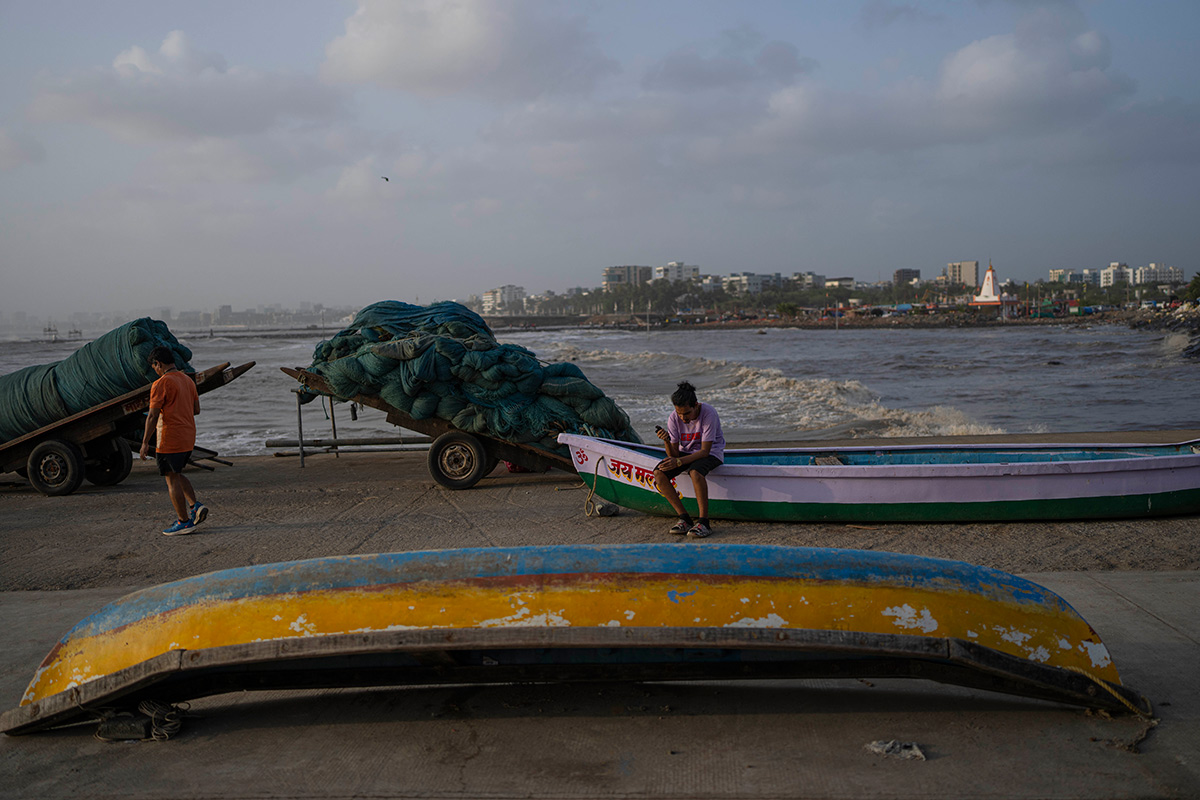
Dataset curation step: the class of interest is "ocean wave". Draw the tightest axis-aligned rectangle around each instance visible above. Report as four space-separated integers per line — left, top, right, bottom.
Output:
180 336 236 346
550 345 1001 440
1159 333 1193 356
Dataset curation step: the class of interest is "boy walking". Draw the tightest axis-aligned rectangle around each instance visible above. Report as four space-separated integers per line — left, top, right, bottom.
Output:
139 346 208 535
653 381 724 538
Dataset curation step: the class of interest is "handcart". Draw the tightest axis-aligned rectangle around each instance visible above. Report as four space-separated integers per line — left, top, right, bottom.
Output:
0 362 255 496
281 367 572 489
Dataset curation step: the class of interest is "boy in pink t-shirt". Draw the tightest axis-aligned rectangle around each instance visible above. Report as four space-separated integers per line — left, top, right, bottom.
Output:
653 381 725 538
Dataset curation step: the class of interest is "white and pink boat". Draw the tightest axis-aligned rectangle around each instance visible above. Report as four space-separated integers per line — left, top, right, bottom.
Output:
557 433 1200 523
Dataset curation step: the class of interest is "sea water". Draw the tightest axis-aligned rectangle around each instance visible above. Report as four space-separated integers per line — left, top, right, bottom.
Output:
1 323 1196 457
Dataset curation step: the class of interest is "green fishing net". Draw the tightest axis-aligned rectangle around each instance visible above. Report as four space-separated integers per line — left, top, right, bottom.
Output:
0 319 192 443
303 301 641 456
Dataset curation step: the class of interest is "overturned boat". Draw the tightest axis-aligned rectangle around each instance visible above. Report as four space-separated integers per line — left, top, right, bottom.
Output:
558 434 1200 523
2 544 1148 735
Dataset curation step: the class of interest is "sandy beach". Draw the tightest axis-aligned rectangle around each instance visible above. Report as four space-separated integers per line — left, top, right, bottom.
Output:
4 431 1199 592
2 433 1199 798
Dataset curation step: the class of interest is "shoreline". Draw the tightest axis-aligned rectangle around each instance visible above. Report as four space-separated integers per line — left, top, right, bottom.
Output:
586 306 1200 332
5 306 1196 342
4 437 1199 795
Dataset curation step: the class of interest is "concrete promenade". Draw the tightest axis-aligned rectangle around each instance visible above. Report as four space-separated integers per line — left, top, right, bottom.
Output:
2 433 1198 798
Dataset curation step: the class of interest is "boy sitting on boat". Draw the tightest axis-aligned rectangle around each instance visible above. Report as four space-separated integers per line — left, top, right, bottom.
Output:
654 381 725 538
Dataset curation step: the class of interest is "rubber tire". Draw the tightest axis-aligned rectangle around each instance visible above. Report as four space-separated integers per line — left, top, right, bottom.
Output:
85 439 134 486
427 432 491 489
27 439 86 497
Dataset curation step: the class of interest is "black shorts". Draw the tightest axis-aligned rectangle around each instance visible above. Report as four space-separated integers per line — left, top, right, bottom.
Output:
659 454 723 481
156 451 191 476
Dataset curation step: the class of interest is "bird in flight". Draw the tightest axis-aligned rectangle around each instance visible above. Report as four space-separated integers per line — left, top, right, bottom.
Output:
381 176 389 181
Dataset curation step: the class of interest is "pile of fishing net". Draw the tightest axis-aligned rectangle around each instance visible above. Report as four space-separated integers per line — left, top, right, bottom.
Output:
303 301 641 456
0 319 192 443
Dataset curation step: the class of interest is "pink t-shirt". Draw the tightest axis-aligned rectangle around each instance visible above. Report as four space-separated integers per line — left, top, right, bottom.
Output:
666 402 725 462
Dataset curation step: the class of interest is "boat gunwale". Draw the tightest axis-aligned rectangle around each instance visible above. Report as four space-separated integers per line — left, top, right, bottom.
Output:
559 434 1200 479
1 624 1148 735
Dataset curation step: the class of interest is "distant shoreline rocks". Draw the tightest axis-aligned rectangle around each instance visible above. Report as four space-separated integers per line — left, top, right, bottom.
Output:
485 305 1200 357
1127 305 1200 358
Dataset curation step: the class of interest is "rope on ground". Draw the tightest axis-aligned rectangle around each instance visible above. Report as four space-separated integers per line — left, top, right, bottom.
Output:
583 455 607 517
139 699 187 741
1062 665 1156 718
69 687 127 742
87 697 189 742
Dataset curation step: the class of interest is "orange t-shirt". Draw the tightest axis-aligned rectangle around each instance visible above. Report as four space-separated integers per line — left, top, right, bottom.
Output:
149 370 198 454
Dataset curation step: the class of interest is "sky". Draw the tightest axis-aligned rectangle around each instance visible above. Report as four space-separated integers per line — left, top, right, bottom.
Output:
2 0 1198 319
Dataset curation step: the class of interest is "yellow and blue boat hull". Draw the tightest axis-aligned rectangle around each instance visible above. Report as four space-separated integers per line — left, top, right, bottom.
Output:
2 545 1145 734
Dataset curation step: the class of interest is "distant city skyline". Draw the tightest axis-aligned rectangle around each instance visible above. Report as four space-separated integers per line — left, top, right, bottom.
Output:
4 252 1187 334
3 2 1198 320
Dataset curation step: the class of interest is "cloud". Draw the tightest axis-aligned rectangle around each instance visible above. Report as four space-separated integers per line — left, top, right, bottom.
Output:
642 40 815 94
0 128 46 169
321 0 617 100
145 134 346 184
327 0 1179 230
29 30 343 143
641 25 817 95
747 5 1134 160
859 1 943 30
935 13 1133 135
113 30 227 77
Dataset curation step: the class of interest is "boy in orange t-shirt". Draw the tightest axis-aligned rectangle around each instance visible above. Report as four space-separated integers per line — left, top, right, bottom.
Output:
140 346 207 535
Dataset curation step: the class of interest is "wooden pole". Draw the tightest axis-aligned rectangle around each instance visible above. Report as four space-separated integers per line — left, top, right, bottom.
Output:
295 390 305 468
329 397 339 459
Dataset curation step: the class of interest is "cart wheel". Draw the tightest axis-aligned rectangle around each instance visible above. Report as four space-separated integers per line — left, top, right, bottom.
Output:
86 438 134 486
27 439 86 496
428 432 492 489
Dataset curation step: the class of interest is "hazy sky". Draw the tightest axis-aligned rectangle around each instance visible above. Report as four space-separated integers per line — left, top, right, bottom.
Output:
2 0 1198 318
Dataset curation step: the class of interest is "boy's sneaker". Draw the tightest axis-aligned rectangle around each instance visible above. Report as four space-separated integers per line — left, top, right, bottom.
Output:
162 519 195 536
668 519 691 535
190 502 209 526
686 522 712 539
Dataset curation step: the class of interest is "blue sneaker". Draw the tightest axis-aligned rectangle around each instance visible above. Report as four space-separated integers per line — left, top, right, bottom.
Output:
190 502 208 526
162 519 195 536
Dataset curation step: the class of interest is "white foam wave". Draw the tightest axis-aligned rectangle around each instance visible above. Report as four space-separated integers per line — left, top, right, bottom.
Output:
550 346 1001 440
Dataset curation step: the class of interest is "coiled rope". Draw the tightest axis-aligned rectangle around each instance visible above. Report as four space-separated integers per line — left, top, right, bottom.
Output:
582 455 608 517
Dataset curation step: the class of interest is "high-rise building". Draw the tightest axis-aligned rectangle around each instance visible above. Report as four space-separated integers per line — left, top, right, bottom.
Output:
601 265 652 292
893 269 920 286
723 272 782 294
1134 263 1184 285
482 285 526 314
656 261 700 283
1100 263 1132 288
946 261 980 287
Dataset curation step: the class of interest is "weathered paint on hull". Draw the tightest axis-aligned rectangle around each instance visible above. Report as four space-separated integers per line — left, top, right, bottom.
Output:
560 434 1200 523
18 545 1121 711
